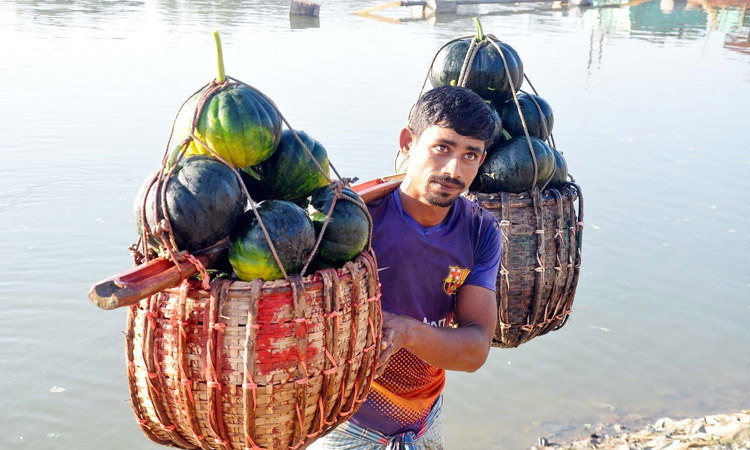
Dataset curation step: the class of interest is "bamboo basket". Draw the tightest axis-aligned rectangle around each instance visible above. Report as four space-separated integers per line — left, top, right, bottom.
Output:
472 183 584 348
125 250 382 450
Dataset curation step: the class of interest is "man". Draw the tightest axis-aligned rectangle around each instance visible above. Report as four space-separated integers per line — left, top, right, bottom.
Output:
312 86 501 450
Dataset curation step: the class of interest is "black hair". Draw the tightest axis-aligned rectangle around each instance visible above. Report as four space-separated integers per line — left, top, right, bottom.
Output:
408 86 496 147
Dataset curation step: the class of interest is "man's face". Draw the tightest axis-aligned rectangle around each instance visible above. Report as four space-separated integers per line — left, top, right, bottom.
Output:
402 125 486 208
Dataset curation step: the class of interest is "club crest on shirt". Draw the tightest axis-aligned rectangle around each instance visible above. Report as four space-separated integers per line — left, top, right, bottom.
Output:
443 265 471 295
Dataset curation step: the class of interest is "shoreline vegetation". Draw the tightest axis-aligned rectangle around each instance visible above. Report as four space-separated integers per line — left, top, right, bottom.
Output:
532 410 750 450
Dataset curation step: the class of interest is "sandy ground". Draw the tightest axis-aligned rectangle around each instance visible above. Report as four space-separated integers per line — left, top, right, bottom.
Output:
532 411 750 450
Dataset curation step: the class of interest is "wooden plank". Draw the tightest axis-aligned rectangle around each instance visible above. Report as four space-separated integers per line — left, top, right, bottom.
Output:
88 240 227 310
352 173 404 203
88 175 404 311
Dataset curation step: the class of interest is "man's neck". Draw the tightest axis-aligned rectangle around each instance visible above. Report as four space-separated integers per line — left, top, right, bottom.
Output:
398 185 451 228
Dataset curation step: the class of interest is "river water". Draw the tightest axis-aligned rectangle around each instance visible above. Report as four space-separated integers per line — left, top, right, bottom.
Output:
0 0 748 449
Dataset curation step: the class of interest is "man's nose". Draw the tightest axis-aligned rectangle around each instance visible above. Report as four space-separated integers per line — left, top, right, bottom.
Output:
442 156 461 179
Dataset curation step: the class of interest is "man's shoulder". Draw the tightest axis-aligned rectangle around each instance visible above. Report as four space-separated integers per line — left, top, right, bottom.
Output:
454 196 499 229
366 192 389 209
365 189 394 221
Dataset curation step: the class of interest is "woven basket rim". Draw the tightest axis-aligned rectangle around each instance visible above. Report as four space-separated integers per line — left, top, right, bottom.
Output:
475 183 583 349
471 183 579 206
128 250 382 449
164 252 371 297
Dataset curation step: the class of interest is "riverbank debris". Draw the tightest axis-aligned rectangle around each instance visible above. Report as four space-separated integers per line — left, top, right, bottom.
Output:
533 410 750 449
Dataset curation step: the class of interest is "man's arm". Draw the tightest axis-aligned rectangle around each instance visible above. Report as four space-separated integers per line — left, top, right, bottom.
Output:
375 284 497 377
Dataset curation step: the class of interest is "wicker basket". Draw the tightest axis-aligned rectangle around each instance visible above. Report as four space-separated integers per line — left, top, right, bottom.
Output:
125 250 382 450
472 183 584 348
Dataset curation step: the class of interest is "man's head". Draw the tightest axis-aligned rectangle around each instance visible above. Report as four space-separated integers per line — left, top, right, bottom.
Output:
400 86 496 209
407 85 496 147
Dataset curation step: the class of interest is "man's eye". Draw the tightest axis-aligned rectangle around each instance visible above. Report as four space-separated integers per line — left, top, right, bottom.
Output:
465 153 478 160
434 145 448 152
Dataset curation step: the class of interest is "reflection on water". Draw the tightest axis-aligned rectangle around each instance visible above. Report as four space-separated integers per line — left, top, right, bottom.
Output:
290 14 321 29
1 0 748 449
8 0 749 43
725 28 750 53
357 0 749 56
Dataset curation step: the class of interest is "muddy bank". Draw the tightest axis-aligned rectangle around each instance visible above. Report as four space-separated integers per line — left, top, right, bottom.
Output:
532 410 750 449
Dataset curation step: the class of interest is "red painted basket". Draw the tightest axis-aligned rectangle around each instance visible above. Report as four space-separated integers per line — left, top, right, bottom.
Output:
125 251 381 450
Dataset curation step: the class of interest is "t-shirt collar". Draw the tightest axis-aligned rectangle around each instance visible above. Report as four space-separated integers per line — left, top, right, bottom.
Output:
392 188 458 235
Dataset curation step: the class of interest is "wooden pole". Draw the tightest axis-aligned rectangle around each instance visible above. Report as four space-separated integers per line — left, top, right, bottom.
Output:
88 176 403 311
290 0 321 16
88 240 228 310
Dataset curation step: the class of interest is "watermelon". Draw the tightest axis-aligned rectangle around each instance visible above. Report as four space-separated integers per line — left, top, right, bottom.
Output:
309 186 370 266
429 17 524 105
229 200 315 281
489 106 504 147
501 93 554 141
134 155 246 252
548 148 569 188
239 167 269 203
251 130 330 202
473 136 555 193
170 84 282 168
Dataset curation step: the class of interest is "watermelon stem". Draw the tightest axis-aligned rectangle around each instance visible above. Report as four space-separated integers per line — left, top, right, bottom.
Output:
473 17 485 42
213 30 226 83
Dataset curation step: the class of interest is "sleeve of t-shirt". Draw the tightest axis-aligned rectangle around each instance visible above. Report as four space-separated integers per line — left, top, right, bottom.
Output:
464 213 501 292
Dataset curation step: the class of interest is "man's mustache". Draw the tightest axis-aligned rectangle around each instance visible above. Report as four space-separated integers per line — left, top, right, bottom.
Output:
429 174 466 190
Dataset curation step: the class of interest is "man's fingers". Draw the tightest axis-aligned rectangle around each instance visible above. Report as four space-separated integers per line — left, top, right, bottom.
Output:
374 341 395 379
373 312 409 379
374 348 392 379
374 361 387 379
380 341 395 360
381 328 394 350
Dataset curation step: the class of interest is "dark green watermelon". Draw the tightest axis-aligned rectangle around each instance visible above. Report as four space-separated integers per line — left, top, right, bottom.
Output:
170 84 282 168
474 136 555 193
134 155 246 252
548 148 569 188
228 200 315 281
239 166 269 203
489 105 504 147
309 186 370 266
501 93 554 141
428 18 524 106
251 130 330 202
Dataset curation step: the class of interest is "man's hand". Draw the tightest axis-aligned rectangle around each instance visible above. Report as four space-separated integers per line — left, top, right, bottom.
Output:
374 311 413 379
372 285 497 379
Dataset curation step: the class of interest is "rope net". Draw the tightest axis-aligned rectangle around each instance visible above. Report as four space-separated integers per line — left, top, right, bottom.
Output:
134 75 374 284
124 32 384 450
410 18 584 348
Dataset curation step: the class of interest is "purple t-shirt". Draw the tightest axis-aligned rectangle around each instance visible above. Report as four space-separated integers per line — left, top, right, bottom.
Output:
349 188 501 435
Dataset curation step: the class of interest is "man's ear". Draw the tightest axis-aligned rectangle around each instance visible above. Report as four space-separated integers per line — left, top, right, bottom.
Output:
398 127 414 157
